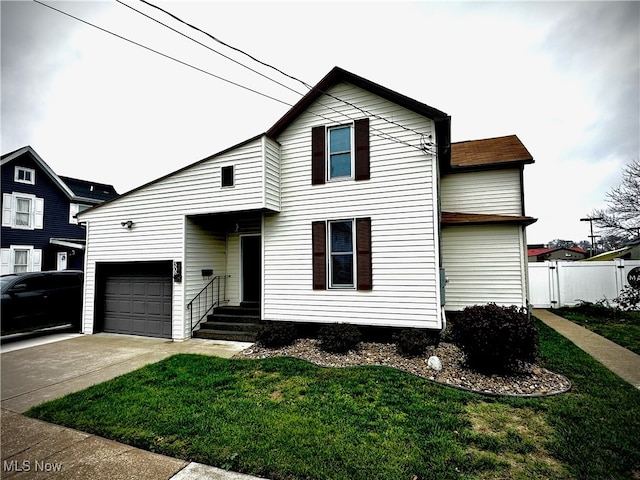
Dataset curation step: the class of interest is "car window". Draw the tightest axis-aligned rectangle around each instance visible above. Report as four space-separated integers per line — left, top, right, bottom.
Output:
15 276 48 291
53 273 82 288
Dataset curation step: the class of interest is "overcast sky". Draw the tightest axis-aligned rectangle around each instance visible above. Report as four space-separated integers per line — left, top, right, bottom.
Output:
2 1 638 244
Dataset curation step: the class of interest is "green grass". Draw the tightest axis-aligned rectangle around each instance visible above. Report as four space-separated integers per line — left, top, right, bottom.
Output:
554 307 640 355
26 320 640 480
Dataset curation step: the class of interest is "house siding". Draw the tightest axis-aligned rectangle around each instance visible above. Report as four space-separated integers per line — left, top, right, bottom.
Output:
440 168 522 215
79 137 271 339
441 224 528 310
1 155 87 272
263 82 441 328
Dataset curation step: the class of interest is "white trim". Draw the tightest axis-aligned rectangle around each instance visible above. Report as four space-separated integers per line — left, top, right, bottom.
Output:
328 218 356 289
327 123 355 181
50 238 85 250
14 166 35 185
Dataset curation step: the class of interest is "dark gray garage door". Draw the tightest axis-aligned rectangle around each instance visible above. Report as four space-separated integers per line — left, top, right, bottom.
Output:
99 262 172 338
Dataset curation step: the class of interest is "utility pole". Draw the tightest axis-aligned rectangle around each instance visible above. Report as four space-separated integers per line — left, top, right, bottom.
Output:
580 217 603 257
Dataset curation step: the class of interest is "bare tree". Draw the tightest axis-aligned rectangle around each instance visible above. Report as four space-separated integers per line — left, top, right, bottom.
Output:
591 158 640 241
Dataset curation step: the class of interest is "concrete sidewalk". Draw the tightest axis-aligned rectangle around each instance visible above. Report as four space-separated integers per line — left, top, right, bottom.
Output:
1 333 267 479
534 308 640 389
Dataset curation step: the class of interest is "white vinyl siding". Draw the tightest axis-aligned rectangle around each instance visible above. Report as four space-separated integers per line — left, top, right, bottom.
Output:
264 137 281 212
440 169 522 215
263 82 441 328
441 225 528 310
79 137 276 340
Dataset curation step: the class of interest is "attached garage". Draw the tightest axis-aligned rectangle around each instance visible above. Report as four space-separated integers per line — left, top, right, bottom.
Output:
96 261 172 338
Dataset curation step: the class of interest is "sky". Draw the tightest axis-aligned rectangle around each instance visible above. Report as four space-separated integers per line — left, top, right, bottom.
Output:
1 1 639 245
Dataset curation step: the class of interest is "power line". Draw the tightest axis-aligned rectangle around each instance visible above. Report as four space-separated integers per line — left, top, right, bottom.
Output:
33 0 293 108
115 0 307 99
33 0 436 155
135 0 438 154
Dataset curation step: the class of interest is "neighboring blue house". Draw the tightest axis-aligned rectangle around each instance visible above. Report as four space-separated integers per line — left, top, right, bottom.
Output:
1 146 118 274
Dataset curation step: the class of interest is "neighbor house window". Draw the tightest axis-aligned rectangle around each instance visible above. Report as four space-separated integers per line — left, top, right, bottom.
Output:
15 197 32 227
311 118 370 185
328 125 353 179
13 249 29 273
312 217 372 290
14 167 35 185
2 193 44 230
221 165 234 187
69 203 91 224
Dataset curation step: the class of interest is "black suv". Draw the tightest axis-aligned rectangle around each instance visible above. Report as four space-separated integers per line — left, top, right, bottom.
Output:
1 270 83 335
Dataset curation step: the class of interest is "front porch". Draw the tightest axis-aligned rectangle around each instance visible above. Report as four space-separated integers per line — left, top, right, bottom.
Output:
185 211 263 339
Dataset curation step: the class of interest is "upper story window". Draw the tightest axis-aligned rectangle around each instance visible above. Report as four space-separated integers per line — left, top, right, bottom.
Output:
221 165 234 187
328 125 353 180
69 203 91 224
15 166 35 185
312 118 370 185
15 197 32 227
2 192 44 230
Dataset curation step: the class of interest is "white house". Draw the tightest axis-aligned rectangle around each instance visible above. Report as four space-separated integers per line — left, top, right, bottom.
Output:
78 67 536 341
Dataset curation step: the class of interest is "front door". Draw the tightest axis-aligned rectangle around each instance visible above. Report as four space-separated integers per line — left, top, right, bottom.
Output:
241 235 261 304
57 252 68 270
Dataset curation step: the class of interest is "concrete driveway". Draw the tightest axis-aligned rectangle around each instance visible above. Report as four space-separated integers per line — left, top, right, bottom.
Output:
1 334 260 480
1 333 250 413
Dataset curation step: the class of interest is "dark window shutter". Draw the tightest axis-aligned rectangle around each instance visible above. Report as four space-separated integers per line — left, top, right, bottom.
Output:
311 126 326 185
354 118 370 181
356 217 372 290
312 221 327 289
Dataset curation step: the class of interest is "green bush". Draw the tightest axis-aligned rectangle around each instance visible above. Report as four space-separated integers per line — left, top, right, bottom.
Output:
256 322 298 348
394 329 439 357
452 303 539 373
318 323 362 353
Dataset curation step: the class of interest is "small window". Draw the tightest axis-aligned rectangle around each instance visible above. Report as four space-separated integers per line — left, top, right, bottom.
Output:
14 167 35 185
69 203 91 224
328 126 353 179
329 220 354 288
221 165 234 187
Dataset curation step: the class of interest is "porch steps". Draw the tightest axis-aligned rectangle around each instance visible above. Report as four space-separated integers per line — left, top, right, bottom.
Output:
193 306 261 342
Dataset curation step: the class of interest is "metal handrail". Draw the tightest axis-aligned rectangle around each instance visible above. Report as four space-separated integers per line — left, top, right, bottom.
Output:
187 275 229 332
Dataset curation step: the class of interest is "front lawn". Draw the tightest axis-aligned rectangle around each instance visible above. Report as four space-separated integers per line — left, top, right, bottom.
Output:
26 320 640 480
554 305 640 355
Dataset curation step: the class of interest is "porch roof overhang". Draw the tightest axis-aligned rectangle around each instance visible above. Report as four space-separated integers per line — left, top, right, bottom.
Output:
49 238 86 250
441 212 538 227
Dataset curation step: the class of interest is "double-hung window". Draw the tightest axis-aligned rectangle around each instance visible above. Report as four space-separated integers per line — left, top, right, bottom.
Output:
2 193 43 230
311 118 370 185
312 217 372 291
13 249 29 273
329 220 354 287
328 125 353 180
15 197 32 228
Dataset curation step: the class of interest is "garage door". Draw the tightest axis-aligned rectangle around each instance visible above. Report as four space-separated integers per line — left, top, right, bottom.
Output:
99 262 172 338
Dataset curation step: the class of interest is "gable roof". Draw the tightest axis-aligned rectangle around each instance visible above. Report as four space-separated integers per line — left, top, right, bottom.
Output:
59 176 118 202
449 135 534 170
1 146 117 204
266 66 452 167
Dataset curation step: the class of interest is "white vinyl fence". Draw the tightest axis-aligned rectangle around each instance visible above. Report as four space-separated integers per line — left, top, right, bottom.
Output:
528 259 640 308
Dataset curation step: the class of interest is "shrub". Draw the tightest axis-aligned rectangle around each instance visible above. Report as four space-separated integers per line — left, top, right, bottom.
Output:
616 286 640 312
394 329 439 357
256 322 298 348
452 303 539 373
318 323 362 353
